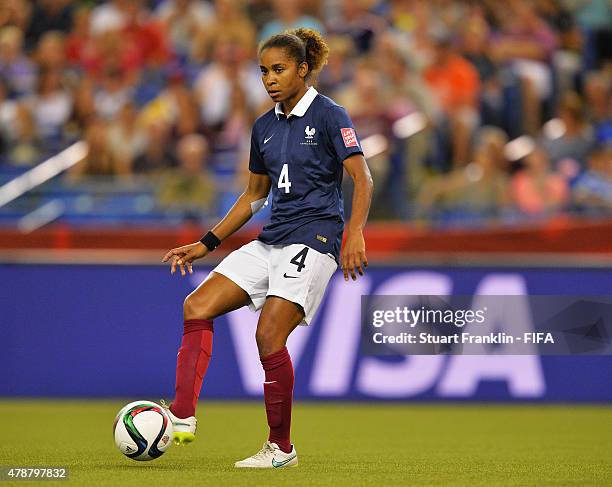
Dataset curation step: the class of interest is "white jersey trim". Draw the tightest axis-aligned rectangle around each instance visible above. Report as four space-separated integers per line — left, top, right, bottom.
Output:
274 86 318 119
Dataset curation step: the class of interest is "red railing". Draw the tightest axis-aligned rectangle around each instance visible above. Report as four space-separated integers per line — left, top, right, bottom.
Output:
1 217 611 256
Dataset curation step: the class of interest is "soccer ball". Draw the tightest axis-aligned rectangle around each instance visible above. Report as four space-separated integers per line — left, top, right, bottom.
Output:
113 400 173 461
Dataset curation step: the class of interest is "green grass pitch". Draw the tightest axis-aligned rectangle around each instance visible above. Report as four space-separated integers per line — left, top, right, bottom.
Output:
0 401 610 486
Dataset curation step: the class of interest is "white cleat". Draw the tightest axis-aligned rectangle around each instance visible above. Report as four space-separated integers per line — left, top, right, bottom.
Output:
160 400 197 445
234 441 298 469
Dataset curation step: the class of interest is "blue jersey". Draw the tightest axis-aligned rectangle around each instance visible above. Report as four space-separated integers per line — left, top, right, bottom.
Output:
249 87 363 262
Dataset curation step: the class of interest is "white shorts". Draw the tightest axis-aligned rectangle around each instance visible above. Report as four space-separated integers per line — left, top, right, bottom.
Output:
212 240 338 325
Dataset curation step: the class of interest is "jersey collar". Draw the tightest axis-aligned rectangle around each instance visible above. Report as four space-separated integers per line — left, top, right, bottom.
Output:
274 86 318 119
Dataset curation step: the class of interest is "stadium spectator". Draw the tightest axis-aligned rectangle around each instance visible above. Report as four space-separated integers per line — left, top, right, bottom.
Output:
584 71 611 126
92 66 134 121
5 102 41 166
133 121 178 174
384 0 426 36
27 68 72 141
424 29 481 168
316 35 354 96
35 30 67 74
70 77 95 130
68 118 121 179
155 0 215 61
65 6 95 68
157 133 216 218
511 147 569 216
121 0 170 70
326 0 384 54
382 42 438 122
461 14 498 86
24 0 73 49
140 70 200 139
193 34 268 135
573 0 612 70
572 145 612 214
381 43 437 203
416 134 510 221
191 0 255 64
106 103 146 173
541 91 594 167
477 125 510 172
384 1 434 72
0 0 31 32
489 0 558 135
336 59 391 202
536 0 582 96
213 77 251 152
243 0 275 34
0 25 37 96
79 29 141 83
460 13 505 129
259 0 324 43
89 0 127 36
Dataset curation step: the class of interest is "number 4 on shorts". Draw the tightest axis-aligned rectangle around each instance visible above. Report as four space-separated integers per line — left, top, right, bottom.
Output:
290 247 309 272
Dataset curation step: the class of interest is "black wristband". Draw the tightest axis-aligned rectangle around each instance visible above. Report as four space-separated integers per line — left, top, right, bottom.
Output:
199 231 221 251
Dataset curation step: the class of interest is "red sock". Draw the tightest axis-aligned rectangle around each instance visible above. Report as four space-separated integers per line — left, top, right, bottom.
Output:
171 319 213 419
261 347 294 454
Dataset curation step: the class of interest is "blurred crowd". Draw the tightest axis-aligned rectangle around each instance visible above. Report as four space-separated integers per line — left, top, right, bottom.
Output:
0 0 610 224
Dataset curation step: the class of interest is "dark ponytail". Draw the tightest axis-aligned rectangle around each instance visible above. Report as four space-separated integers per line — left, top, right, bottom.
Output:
259 28 329 81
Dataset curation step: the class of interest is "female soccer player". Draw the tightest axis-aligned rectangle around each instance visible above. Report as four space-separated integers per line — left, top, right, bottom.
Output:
162 28 373 468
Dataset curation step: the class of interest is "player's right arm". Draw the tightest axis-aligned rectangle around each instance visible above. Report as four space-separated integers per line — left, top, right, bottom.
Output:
210 172 271 241
162 172 271 276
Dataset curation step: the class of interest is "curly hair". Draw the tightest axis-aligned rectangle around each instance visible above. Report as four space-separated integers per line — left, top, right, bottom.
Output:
259 28 329 81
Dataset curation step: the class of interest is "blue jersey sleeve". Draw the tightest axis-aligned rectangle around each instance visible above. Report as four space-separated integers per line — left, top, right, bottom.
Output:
248 125 267 174
326 106 364 163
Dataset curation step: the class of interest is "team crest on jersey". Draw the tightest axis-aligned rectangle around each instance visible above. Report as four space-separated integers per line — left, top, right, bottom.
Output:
301 125 318 146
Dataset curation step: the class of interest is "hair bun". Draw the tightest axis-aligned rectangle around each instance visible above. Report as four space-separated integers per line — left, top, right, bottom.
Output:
288 28 329 75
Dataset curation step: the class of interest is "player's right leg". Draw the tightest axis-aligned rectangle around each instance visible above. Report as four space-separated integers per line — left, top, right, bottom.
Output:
167 271 251 445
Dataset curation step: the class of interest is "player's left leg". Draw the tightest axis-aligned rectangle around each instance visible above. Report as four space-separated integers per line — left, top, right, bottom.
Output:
235 244 337 468
234 297 302 468
257 297 303 453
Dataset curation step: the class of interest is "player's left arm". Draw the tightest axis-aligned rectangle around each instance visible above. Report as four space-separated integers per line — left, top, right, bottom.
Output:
342 153 373 281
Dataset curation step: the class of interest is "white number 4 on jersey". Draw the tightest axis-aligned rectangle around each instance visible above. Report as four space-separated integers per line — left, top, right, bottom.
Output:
278 163 292 194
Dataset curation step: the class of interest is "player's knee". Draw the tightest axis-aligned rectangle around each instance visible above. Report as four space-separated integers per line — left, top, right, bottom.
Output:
183 293 215 321
255 325 282 356
255 327 269 351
